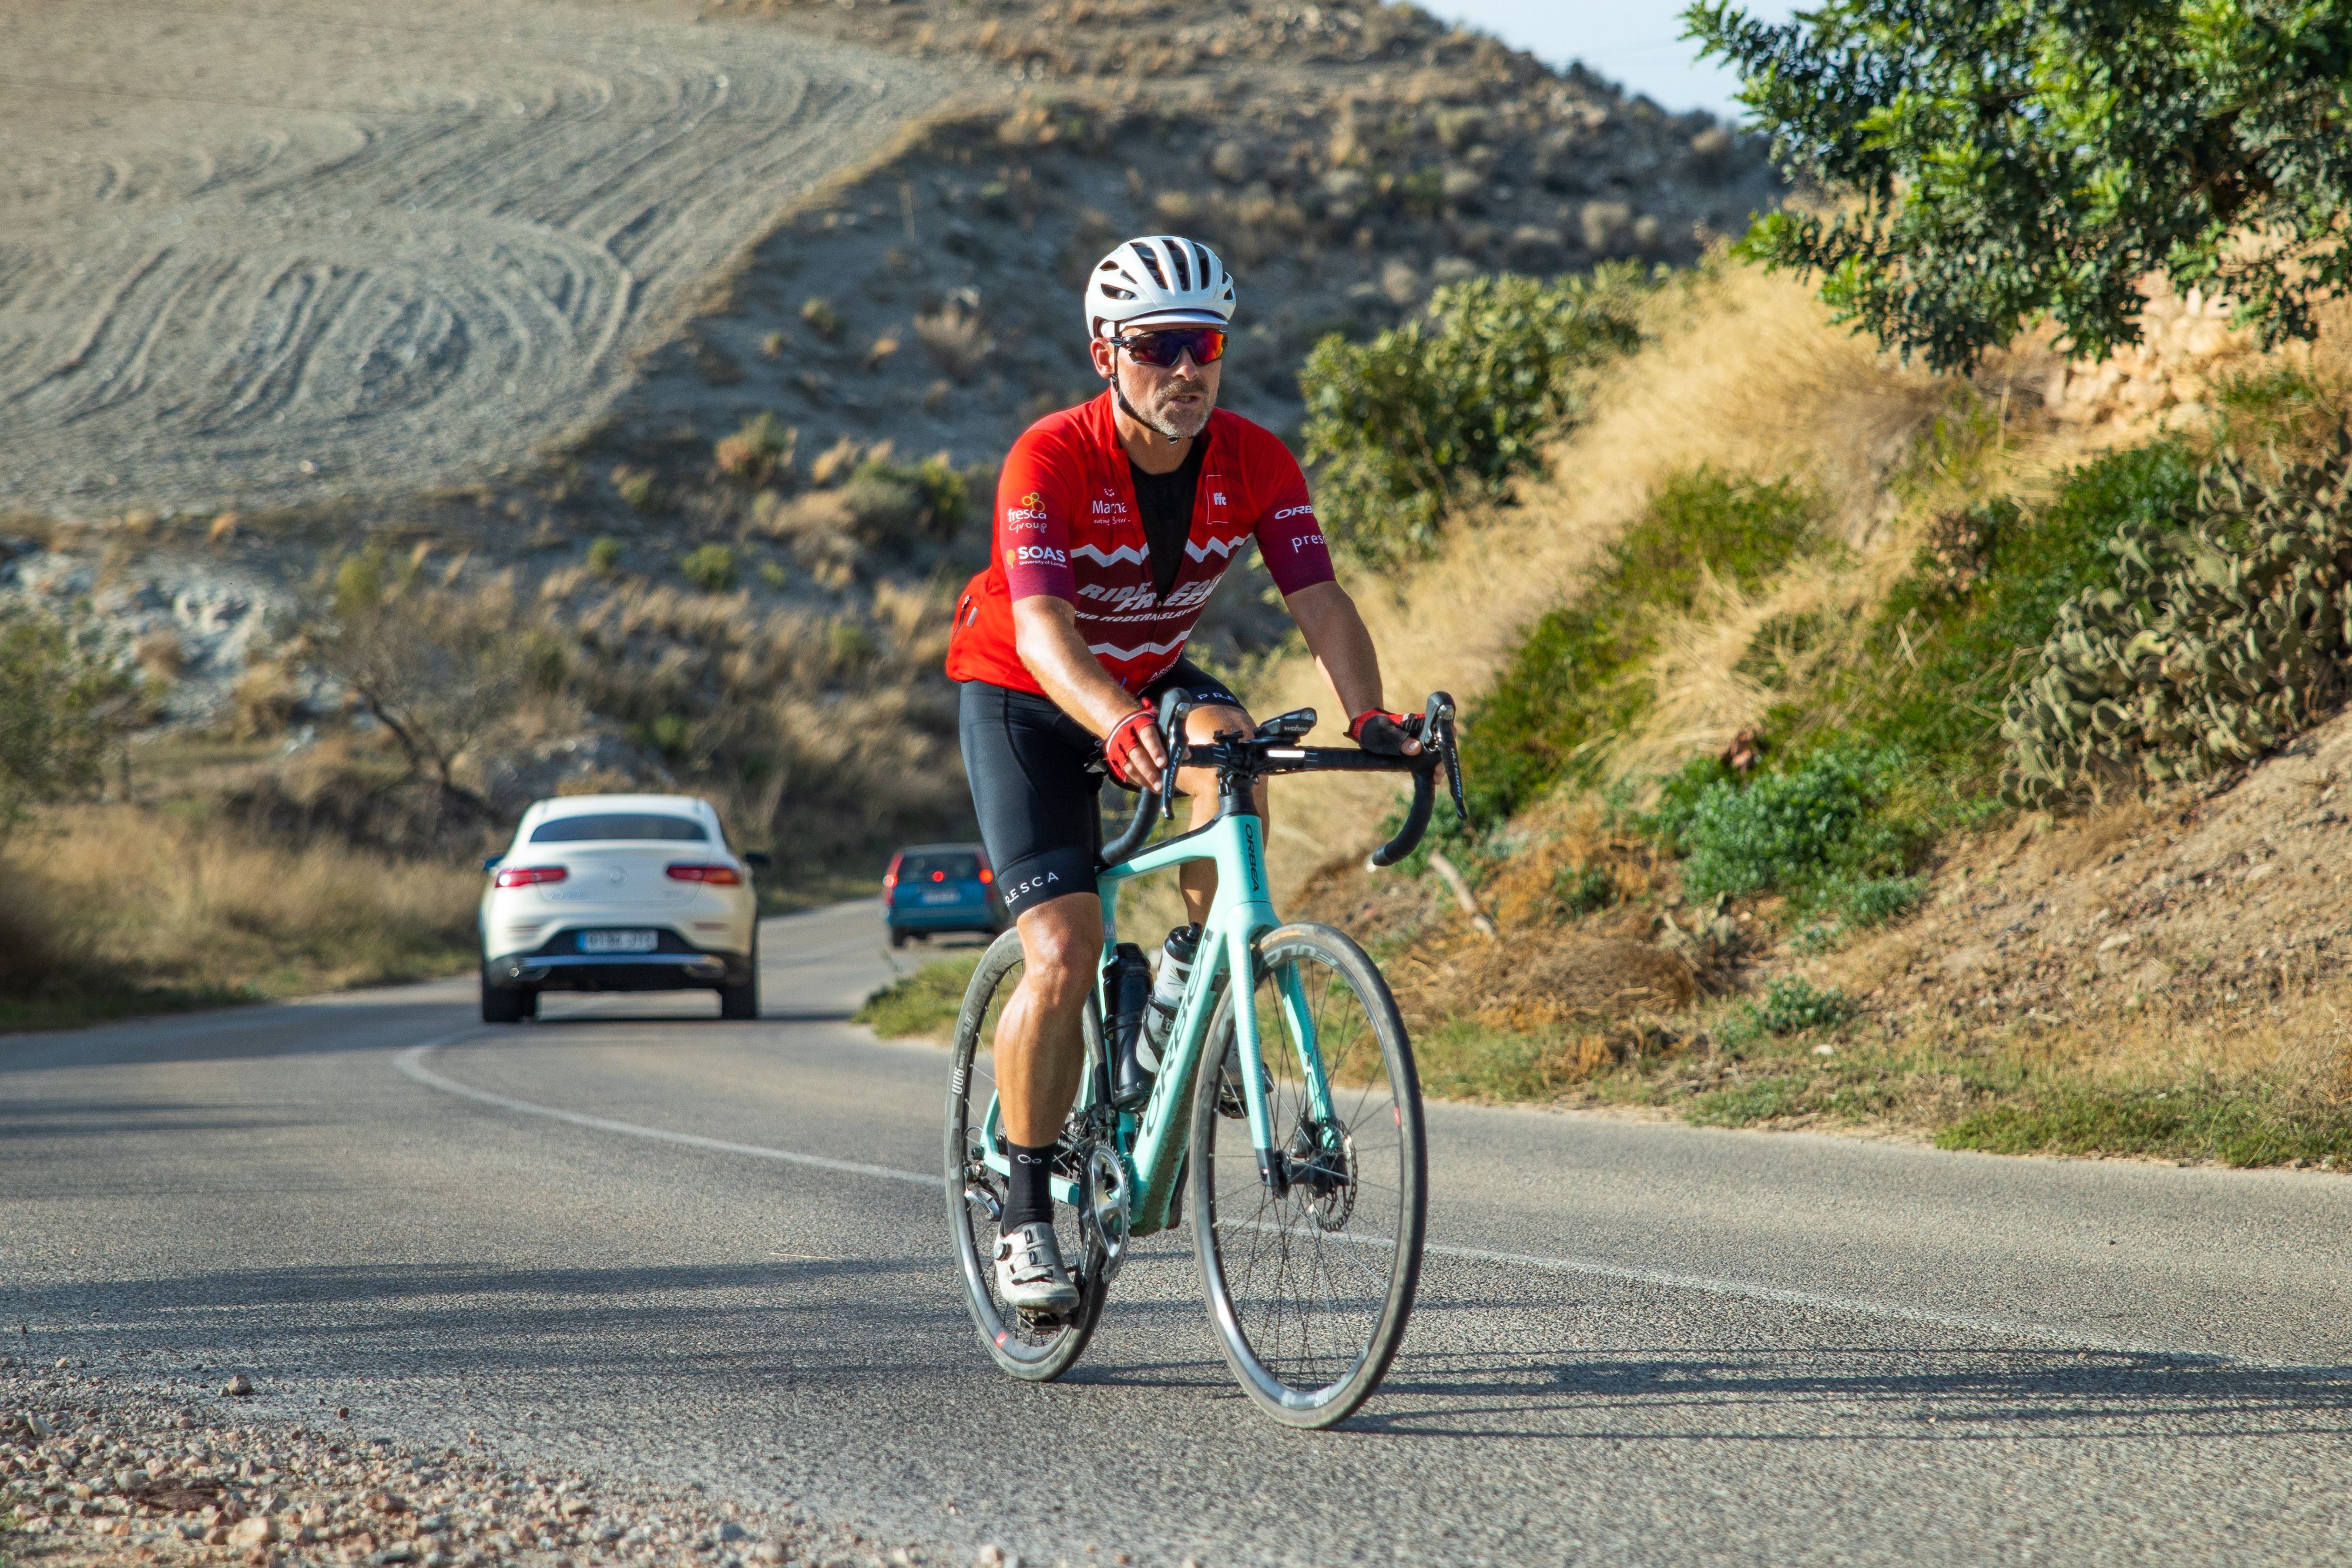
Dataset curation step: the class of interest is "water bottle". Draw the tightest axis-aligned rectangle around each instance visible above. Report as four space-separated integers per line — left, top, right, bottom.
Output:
1108 942 1154 1109
1139 923 1203 1074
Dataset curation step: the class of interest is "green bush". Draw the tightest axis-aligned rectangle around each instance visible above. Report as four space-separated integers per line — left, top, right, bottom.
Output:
1299 267 1646 565
1466 469 1823 827
1650 747 1917 915
677 544 738 593
801 297 841 339
2004 433 2352 798
1755 976 1854 1035
0 607 132 843
586 535 624 575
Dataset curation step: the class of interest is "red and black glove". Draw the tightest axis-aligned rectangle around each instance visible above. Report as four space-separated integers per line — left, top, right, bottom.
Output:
1348 709 1421 757
1103 705 1160 787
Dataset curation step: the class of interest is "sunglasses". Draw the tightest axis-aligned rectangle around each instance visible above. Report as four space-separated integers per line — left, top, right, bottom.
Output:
1110 327 1228 368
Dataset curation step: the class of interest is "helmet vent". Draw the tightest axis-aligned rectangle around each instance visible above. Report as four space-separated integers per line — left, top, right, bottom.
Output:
1129 241 1170 290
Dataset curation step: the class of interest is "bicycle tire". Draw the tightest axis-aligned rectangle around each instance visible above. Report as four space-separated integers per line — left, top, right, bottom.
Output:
945 929 1109 1381
1189 922 1426 1428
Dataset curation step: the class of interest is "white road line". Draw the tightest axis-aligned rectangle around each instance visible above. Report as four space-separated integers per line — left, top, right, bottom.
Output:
395 1037 2217 1361
394 1041 934 1187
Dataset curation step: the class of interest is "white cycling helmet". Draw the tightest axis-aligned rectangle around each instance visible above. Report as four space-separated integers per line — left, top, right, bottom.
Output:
1084 236 1236 340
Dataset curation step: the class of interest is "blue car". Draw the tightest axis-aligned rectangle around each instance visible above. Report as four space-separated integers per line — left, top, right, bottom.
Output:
885 842 1007 947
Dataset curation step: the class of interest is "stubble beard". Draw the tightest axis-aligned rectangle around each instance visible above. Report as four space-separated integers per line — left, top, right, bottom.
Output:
1123 365 1214 440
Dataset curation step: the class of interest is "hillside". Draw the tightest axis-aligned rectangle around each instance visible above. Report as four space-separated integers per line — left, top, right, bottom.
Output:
1251 259 2352 1167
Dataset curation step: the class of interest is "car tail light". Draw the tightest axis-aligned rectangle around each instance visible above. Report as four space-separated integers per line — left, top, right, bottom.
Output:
931 869 947 882
978 867 993 884
883 854 902 892
495 865 568 888
666 863 743 884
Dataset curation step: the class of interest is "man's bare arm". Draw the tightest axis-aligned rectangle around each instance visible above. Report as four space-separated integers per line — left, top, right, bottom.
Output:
1012 596 1171 788
1284 580 1420 750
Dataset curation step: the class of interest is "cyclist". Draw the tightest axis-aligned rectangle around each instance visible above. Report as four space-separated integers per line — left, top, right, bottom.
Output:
945 234 1422 1315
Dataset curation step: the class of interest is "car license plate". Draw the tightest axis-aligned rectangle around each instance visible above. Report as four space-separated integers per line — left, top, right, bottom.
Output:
920 889 959 904
579 929 658 953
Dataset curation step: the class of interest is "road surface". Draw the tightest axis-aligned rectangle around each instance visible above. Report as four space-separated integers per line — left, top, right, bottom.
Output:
6 901 2350 1566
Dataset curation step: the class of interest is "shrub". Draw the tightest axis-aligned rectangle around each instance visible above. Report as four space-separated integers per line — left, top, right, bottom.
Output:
587 535 623 575
714 412 796 485
2005 433 2352 798
1754 976 1854 1035
1650 747 1915 909
0 607 133 844
801 297 841 338
677 544 738 593
914 301 997 382
757 560 789 590
1299 267 1646 564
1465 469 1823 826
612 465 667 516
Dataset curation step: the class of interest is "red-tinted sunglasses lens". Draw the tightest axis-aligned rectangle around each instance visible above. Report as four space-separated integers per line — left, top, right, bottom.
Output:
1120 328 1226 367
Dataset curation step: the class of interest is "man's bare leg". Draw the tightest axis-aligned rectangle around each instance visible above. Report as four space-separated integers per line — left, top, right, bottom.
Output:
993 891 1102 1147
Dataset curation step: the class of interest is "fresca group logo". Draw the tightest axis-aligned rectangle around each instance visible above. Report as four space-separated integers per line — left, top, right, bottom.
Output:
1021 491 1044 508
1012 545 1068 566
1005 509 1048 530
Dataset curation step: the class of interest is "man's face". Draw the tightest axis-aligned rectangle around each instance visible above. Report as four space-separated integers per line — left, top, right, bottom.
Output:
1090 331 1222 439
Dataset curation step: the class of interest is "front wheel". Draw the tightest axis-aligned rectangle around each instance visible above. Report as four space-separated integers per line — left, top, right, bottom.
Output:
945 929 1109 1381
1190 923 1426 1429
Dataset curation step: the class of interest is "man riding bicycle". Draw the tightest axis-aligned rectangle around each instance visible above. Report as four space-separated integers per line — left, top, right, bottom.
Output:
945 234 1423 1316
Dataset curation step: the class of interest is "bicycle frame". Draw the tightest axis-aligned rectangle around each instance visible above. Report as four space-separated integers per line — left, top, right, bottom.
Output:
973 798 1336 1241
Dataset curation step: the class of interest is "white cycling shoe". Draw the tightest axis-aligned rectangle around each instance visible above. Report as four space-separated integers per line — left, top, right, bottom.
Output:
994 1221 1081 1317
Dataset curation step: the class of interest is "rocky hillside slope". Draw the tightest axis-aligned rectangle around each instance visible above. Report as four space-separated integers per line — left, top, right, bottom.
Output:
0 0 1781 868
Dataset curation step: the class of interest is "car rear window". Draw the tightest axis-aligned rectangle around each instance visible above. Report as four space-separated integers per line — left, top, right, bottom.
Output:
900 852 981 881
529 812 709 843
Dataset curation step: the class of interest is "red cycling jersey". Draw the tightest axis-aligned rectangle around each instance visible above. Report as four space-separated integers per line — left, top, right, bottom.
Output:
945 392 1336 694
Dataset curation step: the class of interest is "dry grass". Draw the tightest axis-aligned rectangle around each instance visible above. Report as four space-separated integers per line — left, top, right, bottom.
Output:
0 804 479 1031
913 301 997 382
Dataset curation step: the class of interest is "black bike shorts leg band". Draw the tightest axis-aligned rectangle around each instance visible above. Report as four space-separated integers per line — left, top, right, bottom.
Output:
994 845 1098 918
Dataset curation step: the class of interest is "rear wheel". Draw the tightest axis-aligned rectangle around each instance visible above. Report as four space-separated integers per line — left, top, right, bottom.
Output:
719 936 759 1019
1190 923 1425 1429
479 963 529 1025
946 929 1108 1381
890 926 909 949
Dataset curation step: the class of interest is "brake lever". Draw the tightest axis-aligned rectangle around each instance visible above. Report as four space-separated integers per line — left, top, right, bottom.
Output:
1420 691 1464 821
1157 690 1189 821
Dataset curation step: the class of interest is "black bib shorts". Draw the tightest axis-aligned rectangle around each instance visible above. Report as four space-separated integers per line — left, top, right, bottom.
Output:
957 657 1244 918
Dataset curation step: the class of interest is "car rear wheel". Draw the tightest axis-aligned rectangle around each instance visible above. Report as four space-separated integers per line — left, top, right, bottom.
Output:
719 933 759 1020
479 963 532 1024
889 926 909 949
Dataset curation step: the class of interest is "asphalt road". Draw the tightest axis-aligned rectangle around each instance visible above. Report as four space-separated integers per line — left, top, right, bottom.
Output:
6 900 2351 1566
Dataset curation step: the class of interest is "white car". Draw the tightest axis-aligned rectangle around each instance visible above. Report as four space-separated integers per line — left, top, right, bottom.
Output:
477 793 766 1023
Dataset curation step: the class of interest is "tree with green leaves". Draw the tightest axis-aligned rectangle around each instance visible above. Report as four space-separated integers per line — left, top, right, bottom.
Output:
0 607 132 842
1688 0 2352 371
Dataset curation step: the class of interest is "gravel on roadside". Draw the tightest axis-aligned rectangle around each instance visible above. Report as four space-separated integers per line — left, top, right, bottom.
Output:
2 1357 960 1568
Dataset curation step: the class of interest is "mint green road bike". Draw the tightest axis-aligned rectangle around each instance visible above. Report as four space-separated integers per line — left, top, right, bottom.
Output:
945 691 1464 1428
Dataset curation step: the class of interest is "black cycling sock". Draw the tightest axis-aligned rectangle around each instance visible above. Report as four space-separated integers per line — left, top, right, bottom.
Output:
1001 1141 1056 1235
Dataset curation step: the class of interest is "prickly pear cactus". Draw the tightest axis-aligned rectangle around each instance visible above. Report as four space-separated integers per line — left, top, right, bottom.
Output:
2003 431 2352 800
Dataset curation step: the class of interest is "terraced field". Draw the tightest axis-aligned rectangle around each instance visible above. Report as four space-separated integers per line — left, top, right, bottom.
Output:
0 0 954 515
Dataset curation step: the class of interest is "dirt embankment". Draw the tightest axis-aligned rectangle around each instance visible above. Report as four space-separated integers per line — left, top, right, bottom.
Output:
0 0 954 516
